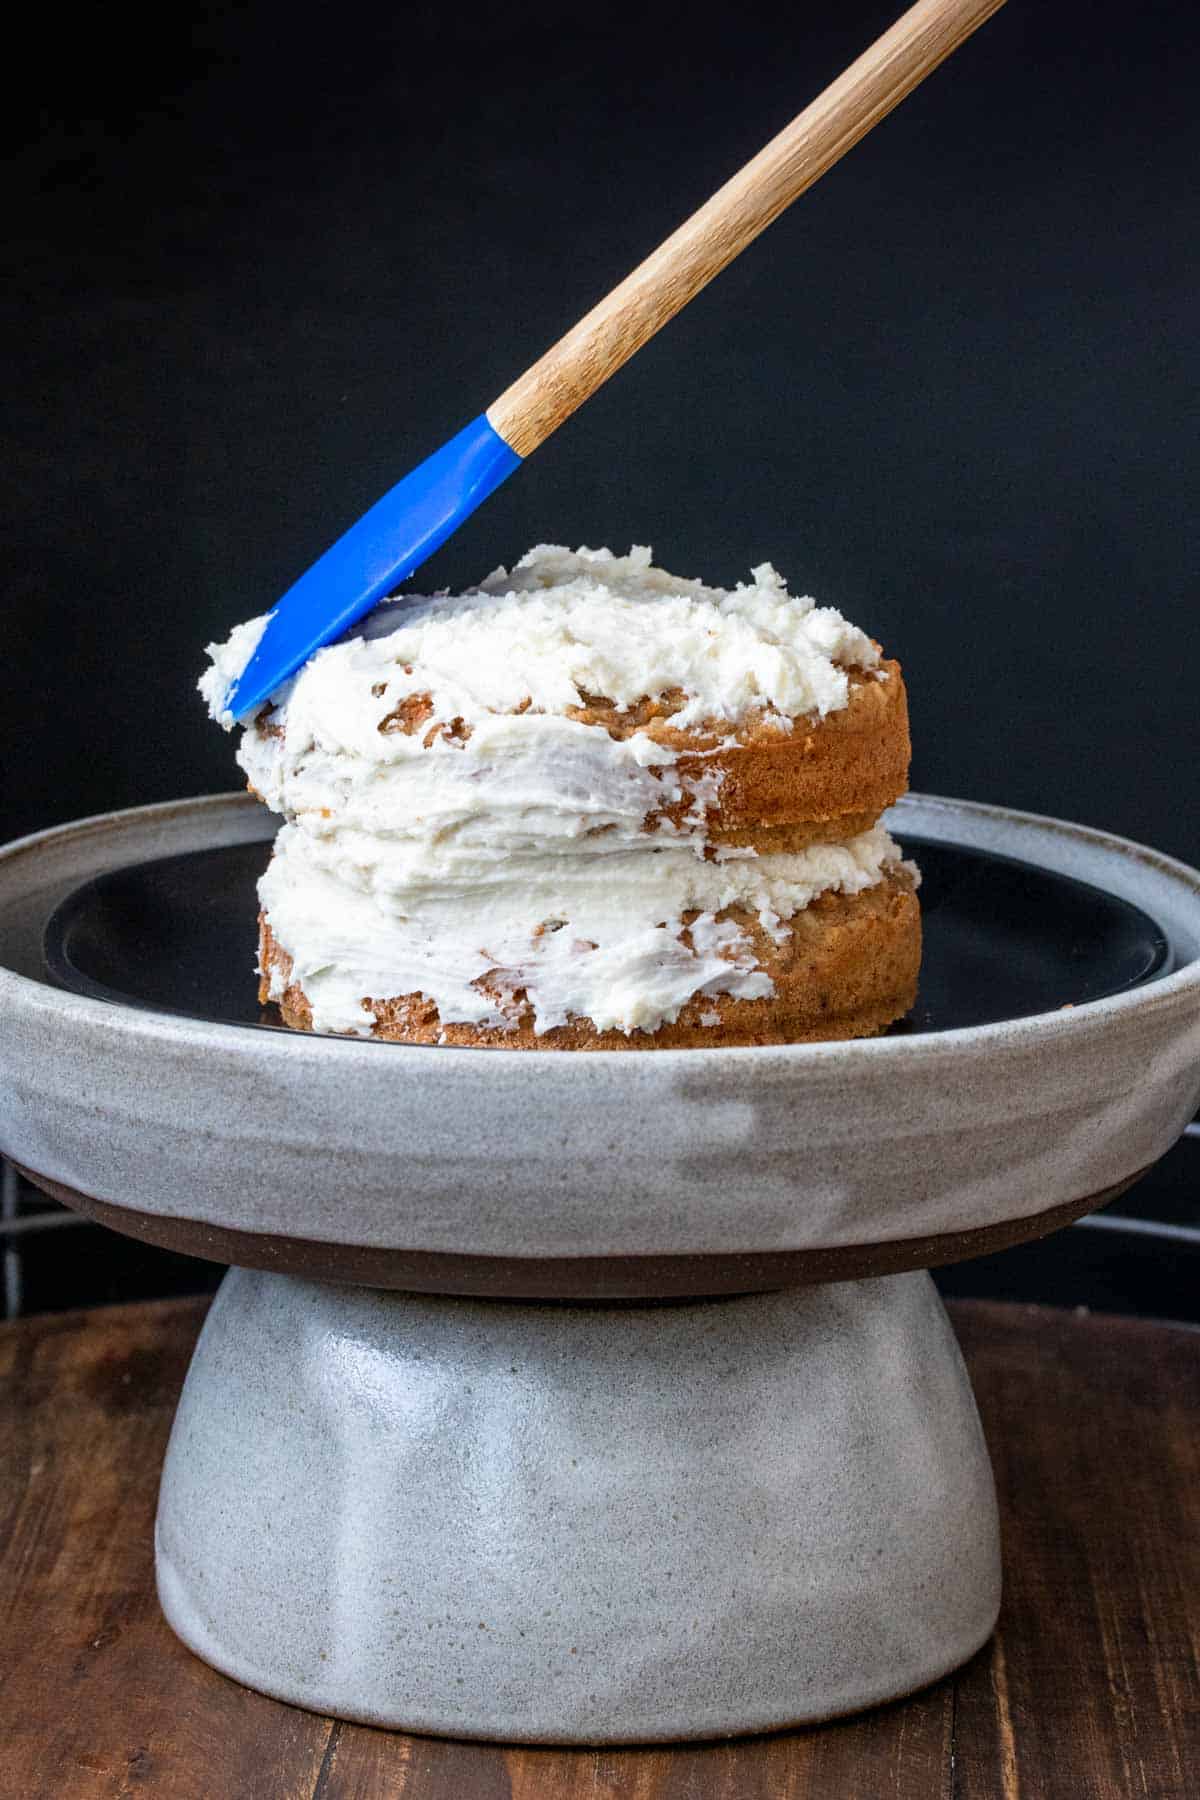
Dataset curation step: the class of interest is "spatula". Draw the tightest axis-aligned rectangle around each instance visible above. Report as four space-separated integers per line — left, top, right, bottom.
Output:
226 0 1006 720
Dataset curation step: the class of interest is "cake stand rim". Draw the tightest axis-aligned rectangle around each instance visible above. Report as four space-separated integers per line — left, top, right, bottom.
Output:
3 791 1198 1282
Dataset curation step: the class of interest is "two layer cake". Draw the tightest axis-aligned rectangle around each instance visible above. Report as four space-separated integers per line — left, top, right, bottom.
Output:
202 545 919 1047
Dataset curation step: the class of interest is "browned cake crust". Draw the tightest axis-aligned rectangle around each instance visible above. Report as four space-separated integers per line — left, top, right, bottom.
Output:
557 662 910 841
259 868 920 1050
692 664 910 841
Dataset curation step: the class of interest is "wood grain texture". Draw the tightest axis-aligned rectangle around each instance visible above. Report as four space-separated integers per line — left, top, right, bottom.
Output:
1 1296 1196 1798
486 0 1006 455
0 1300 333 1800
951 1303 1200 1800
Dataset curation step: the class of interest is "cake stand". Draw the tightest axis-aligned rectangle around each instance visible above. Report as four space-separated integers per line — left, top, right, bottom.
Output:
2 791 1198 1744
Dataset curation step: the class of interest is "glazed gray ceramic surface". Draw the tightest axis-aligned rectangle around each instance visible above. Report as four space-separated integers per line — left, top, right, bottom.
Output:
2 793 1199 1276
5 791 1194 1741
157 1267 1000 1741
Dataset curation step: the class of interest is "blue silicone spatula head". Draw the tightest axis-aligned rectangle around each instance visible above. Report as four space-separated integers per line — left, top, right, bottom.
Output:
222 0 1003 721
226 414 520 719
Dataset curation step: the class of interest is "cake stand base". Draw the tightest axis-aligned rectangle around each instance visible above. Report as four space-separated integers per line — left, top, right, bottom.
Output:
155 1268 1000 1743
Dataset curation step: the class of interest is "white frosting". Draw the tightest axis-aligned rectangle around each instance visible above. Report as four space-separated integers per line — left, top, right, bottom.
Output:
201 543 880 735
201 546 899 1038
199 613 271 729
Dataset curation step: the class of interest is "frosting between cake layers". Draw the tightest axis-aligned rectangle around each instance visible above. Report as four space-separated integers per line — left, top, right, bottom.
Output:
201 545 898 1038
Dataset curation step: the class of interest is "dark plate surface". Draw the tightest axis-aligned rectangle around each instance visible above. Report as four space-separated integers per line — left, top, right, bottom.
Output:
42 836 1171 1038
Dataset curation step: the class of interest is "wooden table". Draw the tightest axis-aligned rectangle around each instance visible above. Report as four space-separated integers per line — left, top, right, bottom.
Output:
2 1296 1196 1798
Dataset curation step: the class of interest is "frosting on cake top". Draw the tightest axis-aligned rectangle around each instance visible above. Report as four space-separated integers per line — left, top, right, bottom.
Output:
201 544 880 740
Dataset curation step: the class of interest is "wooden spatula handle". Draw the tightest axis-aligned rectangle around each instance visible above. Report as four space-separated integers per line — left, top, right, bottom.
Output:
487 0 1005 458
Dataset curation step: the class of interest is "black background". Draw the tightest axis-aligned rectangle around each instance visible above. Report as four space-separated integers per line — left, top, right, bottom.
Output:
5 0 1198 1314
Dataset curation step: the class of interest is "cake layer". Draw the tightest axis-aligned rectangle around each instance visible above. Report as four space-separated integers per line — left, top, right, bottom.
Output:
259 870 920 1050
255 821 910 1037
245 657 908 845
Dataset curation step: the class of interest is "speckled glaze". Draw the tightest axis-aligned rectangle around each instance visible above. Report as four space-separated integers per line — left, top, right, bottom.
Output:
157 1267 1000 1742
3 791 1200 1741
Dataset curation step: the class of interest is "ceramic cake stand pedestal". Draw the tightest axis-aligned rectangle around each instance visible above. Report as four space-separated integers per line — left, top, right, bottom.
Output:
153 1265 999 1740
3 793 1199 1743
